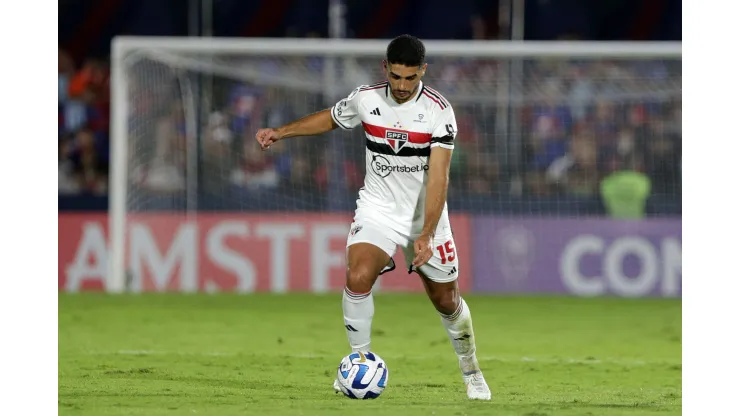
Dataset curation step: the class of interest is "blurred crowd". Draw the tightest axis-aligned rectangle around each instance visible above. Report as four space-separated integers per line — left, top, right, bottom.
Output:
58 50 111 195
517 59 681 200
58 47 681 216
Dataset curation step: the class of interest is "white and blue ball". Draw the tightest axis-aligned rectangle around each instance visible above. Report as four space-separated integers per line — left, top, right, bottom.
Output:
335 351 388 399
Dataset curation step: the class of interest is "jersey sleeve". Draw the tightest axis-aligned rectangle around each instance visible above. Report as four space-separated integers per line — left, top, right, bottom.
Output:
330 86 363 130
430 106 457 150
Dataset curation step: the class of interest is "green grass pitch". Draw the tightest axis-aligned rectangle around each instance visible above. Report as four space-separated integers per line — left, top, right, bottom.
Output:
59 293 681 415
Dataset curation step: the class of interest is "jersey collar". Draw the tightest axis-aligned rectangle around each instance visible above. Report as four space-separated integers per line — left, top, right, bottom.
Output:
385 81 424 108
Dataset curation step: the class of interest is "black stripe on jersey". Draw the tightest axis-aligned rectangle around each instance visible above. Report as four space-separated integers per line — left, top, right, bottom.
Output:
424 86 450 107
431 135 455 145
330 106 351 130
366 139 430 157
422 87 448 108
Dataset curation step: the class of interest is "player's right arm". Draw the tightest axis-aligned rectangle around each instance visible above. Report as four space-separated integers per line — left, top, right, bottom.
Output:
255 109 337 150
255 86 363 150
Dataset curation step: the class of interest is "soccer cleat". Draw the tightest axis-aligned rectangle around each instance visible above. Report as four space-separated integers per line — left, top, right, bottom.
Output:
463 372 491 400
333 378 342 393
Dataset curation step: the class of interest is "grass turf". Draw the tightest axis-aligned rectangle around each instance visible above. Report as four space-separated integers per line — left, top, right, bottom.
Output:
59 293 681 415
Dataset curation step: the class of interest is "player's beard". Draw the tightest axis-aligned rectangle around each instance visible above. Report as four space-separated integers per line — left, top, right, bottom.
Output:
392 84 418 103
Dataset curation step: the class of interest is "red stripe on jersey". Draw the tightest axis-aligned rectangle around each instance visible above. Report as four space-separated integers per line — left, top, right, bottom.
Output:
422 91 445 110
425 86 449 106
362 121 432 144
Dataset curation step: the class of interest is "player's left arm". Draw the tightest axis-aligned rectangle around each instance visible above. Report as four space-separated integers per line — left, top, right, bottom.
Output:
412 107 457 268
422 145 453 231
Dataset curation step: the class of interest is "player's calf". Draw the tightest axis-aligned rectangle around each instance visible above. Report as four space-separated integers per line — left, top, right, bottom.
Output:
342 278 374 353
439 297 491 400
421 278 478 361
420 275 491 400
342 243 390 353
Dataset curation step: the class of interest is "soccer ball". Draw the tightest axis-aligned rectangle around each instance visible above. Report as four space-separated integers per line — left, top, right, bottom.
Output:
335 351 388 399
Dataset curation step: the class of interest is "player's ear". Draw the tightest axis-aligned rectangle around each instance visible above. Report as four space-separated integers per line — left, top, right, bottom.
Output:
421 63 428 77
382 60 388 72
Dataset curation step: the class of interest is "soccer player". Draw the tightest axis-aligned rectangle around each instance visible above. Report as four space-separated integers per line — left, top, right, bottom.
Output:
255 34 491 400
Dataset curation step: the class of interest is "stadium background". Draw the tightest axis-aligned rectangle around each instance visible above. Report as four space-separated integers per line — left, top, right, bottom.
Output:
57 0 681 297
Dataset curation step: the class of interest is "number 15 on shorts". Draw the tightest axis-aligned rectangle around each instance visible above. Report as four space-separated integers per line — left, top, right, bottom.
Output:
435 240 456 264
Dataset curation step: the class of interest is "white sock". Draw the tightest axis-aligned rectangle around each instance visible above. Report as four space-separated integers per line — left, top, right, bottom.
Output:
343 287 374 352
440 297 480 375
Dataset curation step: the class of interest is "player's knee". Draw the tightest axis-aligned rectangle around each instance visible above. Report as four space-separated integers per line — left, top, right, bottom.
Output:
431 288 460 316
345 267 376 293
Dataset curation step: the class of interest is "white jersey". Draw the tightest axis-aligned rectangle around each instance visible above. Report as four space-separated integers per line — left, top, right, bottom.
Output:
330 81 458 236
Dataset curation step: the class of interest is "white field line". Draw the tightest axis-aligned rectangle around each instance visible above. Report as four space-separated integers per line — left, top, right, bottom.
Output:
86 350 676 367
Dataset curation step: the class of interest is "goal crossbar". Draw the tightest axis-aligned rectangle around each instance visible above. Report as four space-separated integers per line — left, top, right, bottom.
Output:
113 36 681 59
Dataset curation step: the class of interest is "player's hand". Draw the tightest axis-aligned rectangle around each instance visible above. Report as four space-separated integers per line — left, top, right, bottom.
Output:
412 232 434 268
255 128 281 150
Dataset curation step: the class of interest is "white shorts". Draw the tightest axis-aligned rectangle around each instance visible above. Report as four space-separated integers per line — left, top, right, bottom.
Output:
346 217 459 283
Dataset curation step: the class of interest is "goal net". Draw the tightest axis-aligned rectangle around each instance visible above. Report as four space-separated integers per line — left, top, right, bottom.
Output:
110 38 681 295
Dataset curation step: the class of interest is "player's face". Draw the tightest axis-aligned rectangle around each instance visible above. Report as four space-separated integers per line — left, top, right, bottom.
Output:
384 61 427 103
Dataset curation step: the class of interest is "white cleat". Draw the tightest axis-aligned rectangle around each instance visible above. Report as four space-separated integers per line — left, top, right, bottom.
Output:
463 372 491 400
333 379 342 393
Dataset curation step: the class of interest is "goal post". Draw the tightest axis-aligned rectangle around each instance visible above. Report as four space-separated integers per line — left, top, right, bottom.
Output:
109 37 681 294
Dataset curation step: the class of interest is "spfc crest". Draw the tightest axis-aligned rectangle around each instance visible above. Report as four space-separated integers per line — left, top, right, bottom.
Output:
385 130 409 153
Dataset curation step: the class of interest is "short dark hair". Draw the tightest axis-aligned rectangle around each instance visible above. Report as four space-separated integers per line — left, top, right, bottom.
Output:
386 34 425 67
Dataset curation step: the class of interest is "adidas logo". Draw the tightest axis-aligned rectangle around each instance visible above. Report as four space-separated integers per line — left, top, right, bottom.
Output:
448 266 457 276
370 108 381 116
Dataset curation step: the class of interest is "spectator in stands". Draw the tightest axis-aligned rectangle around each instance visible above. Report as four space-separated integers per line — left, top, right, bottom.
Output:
665 100 681 137
529 115 565 167
567 64 595 122
314 147 363 193
436 57 467 94
591 100 618 145
68 58 109 101
546 124 600 197
65 58 110 134
600 126 644 173
521 75 570 197
201 111 235 192
227 84 263 169
627 104 651 142
59 49 74 105
131 108 186 193
449 112 480 190
263 88 296 130
68 128 108 195
280 153 317 194
58 133 80 194
230 136 279 190
465 147 500 196
206 111 233 144
527 78 572 171
600 155 651 219
456 112 499 196
644 117 681 196
228 85 262 139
